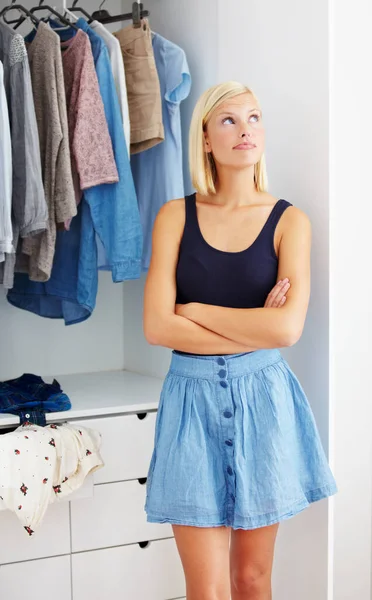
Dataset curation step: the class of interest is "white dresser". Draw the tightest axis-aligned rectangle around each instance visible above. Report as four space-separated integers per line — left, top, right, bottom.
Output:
0 370 186 600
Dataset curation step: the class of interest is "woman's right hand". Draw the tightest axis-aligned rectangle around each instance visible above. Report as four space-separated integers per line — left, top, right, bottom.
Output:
264 278 291 308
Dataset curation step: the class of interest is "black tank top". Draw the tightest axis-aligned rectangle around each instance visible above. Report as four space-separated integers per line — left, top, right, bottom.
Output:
175 193 293 309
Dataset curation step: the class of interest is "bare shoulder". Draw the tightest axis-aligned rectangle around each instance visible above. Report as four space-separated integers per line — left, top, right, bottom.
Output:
280 202 312 236
157 197 185 216
155 198 185 230
152 198 186 253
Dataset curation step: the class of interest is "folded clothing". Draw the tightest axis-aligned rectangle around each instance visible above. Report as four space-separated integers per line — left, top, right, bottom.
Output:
0 373 71 425
0 421 103 535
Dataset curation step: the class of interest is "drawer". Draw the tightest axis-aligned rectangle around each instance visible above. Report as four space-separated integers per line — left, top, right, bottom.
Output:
71 479 172 551
72 537 186 600
0 555 71 600
0 502 70 565
74 412 157 483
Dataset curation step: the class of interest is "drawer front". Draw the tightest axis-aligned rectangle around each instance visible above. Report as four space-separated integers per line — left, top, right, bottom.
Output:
71 479 172 551
0 503 70 565
74 412 157 484
0 555 71 600
72 537 186 600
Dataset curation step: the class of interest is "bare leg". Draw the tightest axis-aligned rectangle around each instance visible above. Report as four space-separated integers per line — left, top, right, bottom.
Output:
230 523 279 600
172 524 231 600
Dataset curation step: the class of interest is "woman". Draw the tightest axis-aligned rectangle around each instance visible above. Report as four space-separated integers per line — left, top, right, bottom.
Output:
143 81 337 600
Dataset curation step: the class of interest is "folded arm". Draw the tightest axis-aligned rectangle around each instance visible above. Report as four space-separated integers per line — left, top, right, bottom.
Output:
177 206 311 348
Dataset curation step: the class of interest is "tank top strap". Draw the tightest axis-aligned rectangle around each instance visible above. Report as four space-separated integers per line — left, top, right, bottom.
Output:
183 192 198 231
262 199 293 238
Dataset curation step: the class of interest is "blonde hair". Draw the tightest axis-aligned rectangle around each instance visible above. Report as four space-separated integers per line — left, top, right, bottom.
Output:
189 81 268 196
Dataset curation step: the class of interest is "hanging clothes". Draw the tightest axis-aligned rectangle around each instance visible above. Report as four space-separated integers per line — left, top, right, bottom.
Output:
130 32 191 271
59 28 119 220
0 22 47 289
7 26 126 324
8 194 95 325
0 59 13 262
17 22 76 282
114 19 164 154
69 17 142 282
90 20 130 155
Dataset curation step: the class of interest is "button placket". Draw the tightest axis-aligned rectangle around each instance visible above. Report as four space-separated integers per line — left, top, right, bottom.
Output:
217 358 236 513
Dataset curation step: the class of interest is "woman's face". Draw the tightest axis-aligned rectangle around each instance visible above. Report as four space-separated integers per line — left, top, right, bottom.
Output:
204 92 265 170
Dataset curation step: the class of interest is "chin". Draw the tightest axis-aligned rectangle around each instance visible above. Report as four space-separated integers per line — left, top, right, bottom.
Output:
229 158 259 170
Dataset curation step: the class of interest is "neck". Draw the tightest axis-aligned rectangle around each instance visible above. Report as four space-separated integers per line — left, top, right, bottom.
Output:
214 165 259 207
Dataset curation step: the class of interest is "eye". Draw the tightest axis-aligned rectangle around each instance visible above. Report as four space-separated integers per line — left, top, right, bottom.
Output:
222 117 235 125
249 113 260 123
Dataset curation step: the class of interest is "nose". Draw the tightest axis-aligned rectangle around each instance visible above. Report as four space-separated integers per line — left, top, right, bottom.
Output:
239 124 251 138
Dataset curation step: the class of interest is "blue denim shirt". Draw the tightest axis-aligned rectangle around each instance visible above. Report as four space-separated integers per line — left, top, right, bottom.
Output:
75 18 142 282
130 33 191 271
8 21 142 324
8 200 98 324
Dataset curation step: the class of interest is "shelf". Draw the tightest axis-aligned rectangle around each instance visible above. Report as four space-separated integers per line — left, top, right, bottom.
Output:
0 370 164 428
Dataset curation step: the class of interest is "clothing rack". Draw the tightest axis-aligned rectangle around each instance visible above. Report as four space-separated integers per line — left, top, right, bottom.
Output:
89 2 149 26
1 0 149 29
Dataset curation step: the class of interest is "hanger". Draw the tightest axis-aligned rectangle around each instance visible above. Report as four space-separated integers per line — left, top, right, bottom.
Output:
66 0 94 23
90 1 149 27
3 0 78 31
33 2 79 30
0 0 40 27
29 0 79 31
56 5 78 24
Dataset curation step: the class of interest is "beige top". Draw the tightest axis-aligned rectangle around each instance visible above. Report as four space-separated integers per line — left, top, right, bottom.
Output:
114 20 164 155
20 22 76 282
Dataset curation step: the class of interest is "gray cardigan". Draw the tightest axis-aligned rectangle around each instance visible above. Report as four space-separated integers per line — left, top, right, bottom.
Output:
0 21 47 289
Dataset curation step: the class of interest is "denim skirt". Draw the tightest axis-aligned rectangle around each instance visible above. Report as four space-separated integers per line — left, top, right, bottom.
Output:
144 349 337 530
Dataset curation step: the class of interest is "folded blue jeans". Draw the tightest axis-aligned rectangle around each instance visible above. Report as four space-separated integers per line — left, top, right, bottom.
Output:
0 374 71 426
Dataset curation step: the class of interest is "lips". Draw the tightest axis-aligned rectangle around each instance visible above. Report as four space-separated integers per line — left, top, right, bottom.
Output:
233 143 256 150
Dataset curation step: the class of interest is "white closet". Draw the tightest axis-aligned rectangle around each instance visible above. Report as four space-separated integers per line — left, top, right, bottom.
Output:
2 0 371 599
0 1 187 598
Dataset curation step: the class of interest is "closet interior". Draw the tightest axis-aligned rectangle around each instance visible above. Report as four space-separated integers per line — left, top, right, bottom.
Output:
0 0 194 598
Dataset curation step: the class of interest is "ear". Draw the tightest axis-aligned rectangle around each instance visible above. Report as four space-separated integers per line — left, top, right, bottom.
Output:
203 133 212 153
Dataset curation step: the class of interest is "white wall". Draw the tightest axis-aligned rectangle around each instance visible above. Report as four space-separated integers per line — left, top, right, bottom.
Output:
0 273 124 379
329 0 372 598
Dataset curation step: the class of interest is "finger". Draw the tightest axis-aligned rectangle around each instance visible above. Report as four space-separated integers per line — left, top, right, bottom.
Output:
270 281 290 305
266 280 284 307
271 283 290 307
266 279 290 307
266 279 283 299
268 278 289 299
266 284 284 307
